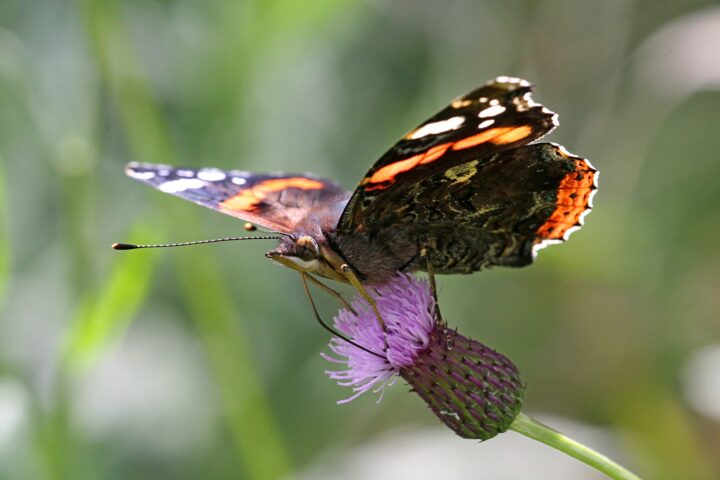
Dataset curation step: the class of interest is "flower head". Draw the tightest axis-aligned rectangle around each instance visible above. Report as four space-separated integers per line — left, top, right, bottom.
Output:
322 274 436 403
323 273 525 440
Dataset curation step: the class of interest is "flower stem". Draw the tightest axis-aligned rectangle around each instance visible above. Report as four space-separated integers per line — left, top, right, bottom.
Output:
510 413 642 480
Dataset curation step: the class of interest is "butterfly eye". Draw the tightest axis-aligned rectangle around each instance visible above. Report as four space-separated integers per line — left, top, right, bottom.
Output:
295 236 319 261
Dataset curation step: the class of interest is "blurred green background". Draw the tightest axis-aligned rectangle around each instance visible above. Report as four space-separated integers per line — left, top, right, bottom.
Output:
1 1 719 479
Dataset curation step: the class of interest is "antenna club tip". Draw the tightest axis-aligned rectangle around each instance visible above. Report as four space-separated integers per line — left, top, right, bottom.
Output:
112 242 137 250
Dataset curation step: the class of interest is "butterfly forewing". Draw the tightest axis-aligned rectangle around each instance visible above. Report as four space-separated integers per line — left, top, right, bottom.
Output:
337 77 558 234
125 163 347 234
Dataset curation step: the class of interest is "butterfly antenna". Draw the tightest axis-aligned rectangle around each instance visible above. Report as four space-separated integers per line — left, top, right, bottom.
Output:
112 235 281 250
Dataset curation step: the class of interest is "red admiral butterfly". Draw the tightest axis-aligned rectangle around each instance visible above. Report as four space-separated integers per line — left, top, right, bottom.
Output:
119 77 597 293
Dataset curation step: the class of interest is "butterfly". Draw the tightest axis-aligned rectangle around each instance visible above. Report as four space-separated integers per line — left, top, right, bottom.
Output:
121 77 597 289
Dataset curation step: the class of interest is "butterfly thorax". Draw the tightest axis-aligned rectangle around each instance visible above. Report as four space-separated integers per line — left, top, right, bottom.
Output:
330 230 419 282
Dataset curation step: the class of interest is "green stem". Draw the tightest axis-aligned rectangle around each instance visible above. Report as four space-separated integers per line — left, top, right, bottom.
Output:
510 413 642 480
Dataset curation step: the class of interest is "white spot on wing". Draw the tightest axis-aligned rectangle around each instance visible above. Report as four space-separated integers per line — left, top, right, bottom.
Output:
478 119 495 129
451 99 473 109
231 177 247 186
177 170 195 178
158 178 206 193
407 116 465 140
494 76 530 86
197 169 226 181
522 92 540 108
478 96 489 103
478 105 506 118
127 170 155 180
514 100 524 110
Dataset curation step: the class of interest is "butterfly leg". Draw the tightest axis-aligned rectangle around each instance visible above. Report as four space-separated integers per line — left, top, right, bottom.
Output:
421 247 445 327
340 264 387 332
300 273 382 358
304 273 356 315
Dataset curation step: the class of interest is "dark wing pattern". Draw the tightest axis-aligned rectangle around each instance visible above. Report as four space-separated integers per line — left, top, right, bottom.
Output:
125 163 347 234
337 77 558 234
344 143 597 273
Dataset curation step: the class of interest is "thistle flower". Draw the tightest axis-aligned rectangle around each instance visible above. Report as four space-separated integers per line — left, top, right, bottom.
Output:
322 274 642 479
322 273 524 440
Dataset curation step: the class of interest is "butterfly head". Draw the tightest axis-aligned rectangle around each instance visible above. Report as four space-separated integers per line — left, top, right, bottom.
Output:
266 234 348 282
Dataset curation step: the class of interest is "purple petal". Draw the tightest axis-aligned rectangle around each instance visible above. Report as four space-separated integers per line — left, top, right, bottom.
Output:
323 274 436 403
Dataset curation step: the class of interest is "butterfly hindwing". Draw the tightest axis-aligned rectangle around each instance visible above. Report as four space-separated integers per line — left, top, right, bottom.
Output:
351 143 597 272
125 163 347 234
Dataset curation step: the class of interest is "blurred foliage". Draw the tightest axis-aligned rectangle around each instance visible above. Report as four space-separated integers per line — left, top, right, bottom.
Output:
0 157 8 306
0 0 719 479
62 222 159 369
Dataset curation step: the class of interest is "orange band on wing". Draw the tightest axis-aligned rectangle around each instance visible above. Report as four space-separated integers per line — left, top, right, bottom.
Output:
255 178 326 191
221 190 262 211
452 126 531 150
536 160 597 240
363 126 533 189
491 125 533 145
364 143 452 185
220 177 325 212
